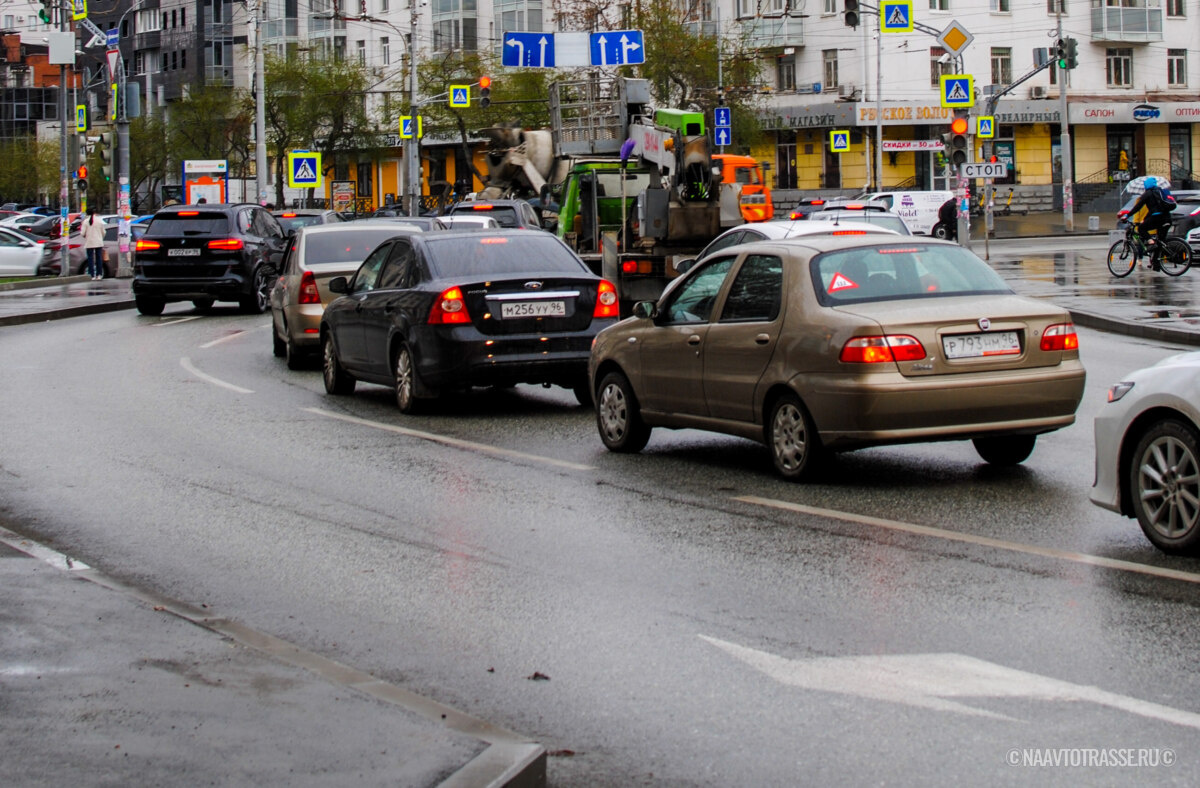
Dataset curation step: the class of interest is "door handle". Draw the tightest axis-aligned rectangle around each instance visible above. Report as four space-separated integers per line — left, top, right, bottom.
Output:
755 333 770 345
687 335 701 345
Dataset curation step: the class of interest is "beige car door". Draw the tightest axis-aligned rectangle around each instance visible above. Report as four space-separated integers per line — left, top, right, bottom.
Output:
703 254 784 423
638 256 736 416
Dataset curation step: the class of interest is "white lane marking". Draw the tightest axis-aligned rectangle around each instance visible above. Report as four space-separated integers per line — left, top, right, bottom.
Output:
0 525 90 571
180 356 254 394
154 316 203 327
736 495 1200 586
200 330 248 349
303 406 596 472
700 635 1200 730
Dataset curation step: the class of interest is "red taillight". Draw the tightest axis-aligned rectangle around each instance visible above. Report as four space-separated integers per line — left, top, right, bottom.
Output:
428 286 471 324
830 230 868 236
1040 323 1079 352
621 260 638 274
594 279 619 318
298 271 321 304
281 212 297 218
177 211 200 216
471 204 494 210
207 238 244 250
135 238 161 251
839 335 926 363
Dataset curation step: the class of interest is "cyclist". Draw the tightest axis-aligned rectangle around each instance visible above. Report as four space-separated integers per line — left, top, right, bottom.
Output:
1129 176 1176 267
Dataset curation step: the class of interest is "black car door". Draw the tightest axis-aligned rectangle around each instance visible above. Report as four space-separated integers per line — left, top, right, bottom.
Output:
360 238 418 379
333 241 391 372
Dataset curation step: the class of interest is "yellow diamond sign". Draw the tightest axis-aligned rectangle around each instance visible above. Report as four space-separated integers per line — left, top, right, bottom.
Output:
937 21 974 57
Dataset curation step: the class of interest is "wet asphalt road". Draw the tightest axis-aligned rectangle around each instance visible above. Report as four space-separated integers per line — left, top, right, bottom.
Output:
3 237 1200 786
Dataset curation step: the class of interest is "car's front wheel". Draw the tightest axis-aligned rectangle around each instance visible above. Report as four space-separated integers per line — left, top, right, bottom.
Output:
322 334 355 395
135 295 165 316
240 266 272 314
972 434 1036 465
596 371 650 452
767 392 821 481
1130 419 1200 555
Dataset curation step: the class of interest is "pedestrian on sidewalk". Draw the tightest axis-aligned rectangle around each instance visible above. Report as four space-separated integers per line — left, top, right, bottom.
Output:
81 208 107 280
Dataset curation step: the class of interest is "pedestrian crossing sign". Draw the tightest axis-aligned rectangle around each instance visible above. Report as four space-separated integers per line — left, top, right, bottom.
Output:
399 115 424 140
939 74 974 108
976 116 995 138
830 130 851 153
880 1 913 33
287 151 322 188
449 85 470 108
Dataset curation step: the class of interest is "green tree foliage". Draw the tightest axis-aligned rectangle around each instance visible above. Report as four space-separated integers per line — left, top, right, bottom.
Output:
0 137 60 205
127 115 170 212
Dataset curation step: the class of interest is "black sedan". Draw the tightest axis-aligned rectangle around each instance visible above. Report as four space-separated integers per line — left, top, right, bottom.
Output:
320 229 619 411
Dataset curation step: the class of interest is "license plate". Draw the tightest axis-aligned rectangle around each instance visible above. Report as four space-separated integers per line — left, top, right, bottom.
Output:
168 248 200 257
943 331 1021 359
500 300 565 318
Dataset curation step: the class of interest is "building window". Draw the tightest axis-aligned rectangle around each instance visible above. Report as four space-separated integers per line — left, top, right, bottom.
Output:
181 49 186 69
929 0 948 10
357 39 366 65
824 0 837 13
930 47 952 86
180 9 186 26
381 0 389 10
1168 48 1187 86
357 162 373 197
1107 48 1132 86
990 0 1010 11
1166 0 1184 16
737 0 755 18
777 58 795 91
1046 0 1066 11
823 49 838 91
991 47 1012 86
381 36 390 65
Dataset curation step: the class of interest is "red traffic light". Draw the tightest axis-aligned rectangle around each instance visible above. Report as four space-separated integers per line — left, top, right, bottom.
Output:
77 165 88 179
950 116 969 135
479 76 491 89
989 155 998 163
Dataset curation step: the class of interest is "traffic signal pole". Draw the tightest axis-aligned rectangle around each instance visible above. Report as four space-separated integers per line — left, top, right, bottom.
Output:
1057 15 1074 232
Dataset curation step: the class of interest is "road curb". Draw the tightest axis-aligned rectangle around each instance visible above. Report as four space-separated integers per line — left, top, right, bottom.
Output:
0 297 135 327
0 275 92 291
1068 307 1200 348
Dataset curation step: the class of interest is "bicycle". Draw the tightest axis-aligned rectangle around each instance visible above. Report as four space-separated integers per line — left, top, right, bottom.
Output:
1106 222 1191 278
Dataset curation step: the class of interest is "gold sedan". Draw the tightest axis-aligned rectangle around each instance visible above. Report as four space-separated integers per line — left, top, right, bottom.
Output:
589 236 1086 480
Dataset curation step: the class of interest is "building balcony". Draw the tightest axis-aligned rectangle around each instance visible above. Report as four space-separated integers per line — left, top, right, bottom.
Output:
740 15 804 49
1090 4 1163 43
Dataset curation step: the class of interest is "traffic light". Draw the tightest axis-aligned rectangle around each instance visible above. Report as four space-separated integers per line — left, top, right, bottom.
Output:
98 132 113 181
1063 37 1078 70
948 112 969 168
77 165 88 180
478 76 491 108
38 0 53 24
1055 38 1067 69
844 0 859 28
77 178 88 192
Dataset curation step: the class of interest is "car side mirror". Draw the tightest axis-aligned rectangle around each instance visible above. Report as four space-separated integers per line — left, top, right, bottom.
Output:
632 300 656 319
328 276 348 294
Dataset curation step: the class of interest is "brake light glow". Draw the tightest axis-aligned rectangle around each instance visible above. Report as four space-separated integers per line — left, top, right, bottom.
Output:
472 204 494 210
1040 323 1079 352
594 279 619 318
839 335 926 363
297 271 321 304
830 230 868 236
479 237 508 244
281 212 297 218
207 238 244 250
428 286 471 324
622 260 638 274
136 239 161 251
842 203 867 210
177 211 199 216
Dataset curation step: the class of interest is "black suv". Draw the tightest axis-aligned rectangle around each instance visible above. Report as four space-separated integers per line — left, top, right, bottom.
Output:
445 199 546 229
132 203 286 315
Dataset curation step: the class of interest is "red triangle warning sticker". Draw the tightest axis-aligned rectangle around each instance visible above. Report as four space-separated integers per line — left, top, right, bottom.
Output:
829 273 859 292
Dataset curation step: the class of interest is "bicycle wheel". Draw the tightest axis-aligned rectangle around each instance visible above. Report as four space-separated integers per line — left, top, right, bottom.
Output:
1107 239 1137 278
1159 237 1191 276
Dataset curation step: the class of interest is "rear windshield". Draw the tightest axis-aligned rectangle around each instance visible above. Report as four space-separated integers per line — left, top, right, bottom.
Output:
423 235 587 278
277 215 326 232
304 228 411 264
454 205 520 227
812 244 1011 305
146 211 230 236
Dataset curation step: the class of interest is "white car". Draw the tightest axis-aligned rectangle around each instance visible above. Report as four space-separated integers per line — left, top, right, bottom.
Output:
0 226 48 276
0 212 42 228
678 219 900 273
1091 352 1200 554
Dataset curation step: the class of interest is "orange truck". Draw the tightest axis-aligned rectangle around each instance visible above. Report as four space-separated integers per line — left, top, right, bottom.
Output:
713 154 773 222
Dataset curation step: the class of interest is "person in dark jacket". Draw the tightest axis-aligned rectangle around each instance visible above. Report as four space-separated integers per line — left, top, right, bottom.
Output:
1129 176 1175 252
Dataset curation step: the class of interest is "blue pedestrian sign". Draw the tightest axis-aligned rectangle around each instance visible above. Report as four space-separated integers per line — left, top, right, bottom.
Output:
503 32 555 68
880 1 913 33
714 106 731 128
287 151 322 189
830 130 851 153
449 85 470 108
939 74 974 108
976 116 995 138
399 115 423 140
589 30 645 67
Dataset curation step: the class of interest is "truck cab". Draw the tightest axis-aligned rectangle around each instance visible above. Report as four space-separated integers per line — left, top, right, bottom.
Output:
713 154 773 222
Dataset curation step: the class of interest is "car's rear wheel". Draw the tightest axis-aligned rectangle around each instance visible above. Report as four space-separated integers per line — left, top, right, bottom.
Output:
240 266 271 314
972 434 1036 465
322 334 355 395
394 344 422 414
135 295 165 316
596 371 650 452
1159 237 1191 277
272 323 286 357
285 334 306 370
768 392 821 481
1130 418 1200 555
193 298 215 313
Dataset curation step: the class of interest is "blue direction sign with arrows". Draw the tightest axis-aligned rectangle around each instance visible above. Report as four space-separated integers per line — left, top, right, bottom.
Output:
589 30 645 66
503 32 555 68
714 106 731 128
